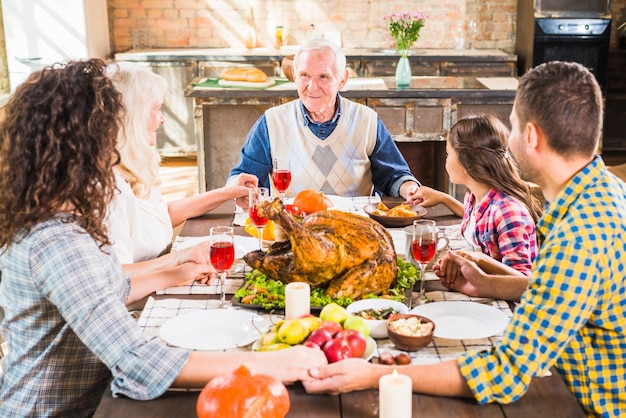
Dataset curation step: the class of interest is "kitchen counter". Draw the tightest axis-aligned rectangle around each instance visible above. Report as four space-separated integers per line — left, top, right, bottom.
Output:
185 76 518 100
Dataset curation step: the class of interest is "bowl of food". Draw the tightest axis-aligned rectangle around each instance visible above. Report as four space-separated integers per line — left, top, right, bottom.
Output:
363 202 427 228
386 314 435 351
346 299 409 339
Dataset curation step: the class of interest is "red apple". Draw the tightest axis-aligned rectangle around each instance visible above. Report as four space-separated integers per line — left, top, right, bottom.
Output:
319 320 343 337
335 329 367 358
323 338 352 363
306 328 333 348
302 340 322 350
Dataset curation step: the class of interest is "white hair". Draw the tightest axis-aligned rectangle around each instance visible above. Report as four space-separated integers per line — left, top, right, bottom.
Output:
106 62 167 198
293 37 347 81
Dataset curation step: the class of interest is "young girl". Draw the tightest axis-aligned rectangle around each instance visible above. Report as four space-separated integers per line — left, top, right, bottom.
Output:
413 114 542 275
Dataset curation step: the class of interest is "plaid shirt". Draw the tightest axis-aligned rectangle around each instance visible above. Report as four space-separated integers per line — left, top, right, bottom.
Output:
461 188 537 274
458 156 626 417
0 217 189 418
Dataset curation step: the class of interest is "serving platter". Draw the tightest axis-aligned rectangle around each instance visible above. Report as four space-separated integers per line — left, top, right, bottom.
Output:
159 309 271 350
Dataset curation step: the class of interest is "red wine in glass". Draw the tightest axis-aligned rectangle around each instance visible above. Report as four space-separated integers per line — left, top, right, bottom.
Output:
209 226 235 308
248 205 269 227
410 219 438 307
210 242 235 271
412 240 436 264
272 170 292 194
272 159 291 202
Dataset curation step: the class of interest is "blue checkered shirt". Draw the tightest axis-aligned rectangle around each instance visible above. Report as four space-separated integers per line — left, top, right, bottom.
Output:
458 156 626 417
0 217 189 417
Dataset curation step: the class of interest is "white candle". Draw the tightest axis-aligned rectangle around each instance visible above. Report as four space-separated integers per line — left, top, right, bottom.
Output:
379 369 412 418
284 282 310 320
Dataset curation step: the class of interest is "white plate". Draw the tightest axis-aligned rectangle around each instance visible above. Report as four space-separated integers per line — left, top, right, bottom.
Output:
409 301 510 340
252 336 377 362
234 236 260 259
159 309 271 350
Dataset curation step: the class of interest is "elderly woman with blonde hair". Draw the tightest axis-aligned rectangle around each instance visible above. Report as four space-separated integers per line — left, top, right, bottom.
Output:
106 63 258 278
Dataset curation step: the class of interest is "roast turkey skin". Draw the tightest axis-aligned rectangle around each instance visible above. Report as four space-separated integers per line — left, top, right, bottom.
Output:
243 198 398 300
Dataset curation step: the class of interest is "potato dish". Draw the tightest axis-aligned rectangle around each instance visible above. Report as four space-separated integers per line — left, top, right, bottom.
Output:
388 316 434 337
371 202 418 217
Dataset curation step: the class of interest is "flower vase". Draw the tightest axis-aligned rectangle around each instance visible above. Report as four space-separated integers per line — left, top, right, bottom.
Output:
395 54 412 89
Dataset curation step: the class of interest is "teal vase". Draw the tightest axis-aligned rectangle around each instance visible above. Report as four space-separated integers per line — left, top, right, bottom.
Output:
395 55 412 89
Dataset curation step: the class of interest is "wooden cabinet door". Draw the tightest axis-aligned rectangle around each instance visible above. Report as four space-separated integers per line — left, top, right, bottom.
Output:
367 98 451 190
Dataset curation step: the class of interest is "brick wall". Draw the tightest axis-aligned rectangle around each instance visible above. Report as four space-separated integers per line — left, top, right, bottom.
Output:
106 0 518 53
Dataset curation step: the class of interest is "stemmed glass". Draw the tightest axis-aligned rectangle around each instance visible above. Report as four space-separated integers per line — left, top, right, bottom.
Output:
248 187 271 249
209 226 235 308
272 158 291 202
411 219 438 306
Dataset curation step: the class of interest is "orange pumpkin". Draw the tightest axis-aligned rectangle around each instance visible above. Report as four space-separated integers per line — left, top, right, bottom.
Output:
196 364 290 418
293 190 334 215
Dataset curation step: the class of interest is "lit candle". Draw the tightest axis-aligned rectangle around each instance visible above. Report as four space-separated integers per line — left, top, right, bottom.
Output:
284 282 310 320
379 369 412 418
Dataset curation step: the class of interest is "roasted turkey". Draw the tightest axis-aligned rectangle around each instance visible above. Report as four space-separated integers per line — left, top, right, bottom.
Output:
243 198 397 300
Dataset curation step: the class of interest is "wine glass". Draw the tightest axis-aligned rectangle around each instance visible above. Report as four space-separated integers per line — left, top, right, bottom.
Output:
272 158 291 202
411 219 438 306
248 187 271 249
209 226 235 308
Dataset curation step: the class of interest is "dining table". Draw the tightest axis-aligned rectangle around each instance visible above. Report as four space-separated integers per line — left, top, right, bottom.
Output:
94 198 586 418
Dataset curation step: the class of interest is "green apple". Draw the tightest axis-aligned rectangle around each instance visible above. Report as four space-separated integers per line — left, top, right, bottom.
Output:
343 315 370 339
277 319 308 345
319 303 350 325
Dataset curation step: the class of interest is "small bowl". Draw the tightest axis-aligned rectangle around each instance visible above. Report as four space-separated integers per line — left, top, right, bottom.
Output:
363 203 427 228
346 299 409 339
386 314 435 351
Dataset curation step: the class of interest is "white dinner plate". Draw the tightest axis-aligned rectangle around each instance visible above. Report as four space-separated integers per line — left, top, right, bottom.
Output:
159 309 271 350
409 301 510 340
252 336 377 362
235 236 260 259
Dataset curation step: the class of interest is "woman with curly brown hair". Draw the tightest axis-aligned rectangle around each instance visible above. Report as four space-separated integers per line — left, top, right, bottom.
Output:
0 60 325 418
413 114 542 277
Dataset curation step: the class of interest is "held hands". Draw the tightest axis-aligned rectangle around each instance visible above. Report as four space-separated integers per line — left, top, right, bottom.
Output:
433 250 485 297
230 173 258 209
406 185 448 207
172 242 217 284
259 345 328 383
303 358 381 394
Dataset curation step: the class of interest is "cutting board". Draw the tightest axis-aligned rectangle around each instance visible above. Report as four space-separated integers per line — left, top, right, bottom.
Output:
218 79 276 88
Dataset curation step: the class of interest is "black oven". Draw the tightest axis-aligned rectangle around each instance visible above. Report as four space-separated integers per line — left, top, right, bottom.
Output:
516 2 612 95
531 18 611 93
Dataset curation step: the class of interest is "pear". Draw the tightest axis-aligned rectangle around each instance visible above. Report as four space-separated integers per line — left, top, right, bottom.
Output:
277 319 308 345
298 315 321 336
254 343 291 351
259 331 279 346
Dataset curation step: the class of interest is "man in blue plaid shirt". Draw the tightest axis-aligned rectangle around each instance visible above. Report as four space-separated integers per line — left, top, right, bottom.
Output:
305 61 626 417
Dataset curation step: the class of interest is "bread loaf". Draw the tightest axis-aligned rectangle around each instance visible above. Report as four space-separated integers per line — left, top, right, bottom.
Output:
220 68 268 83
